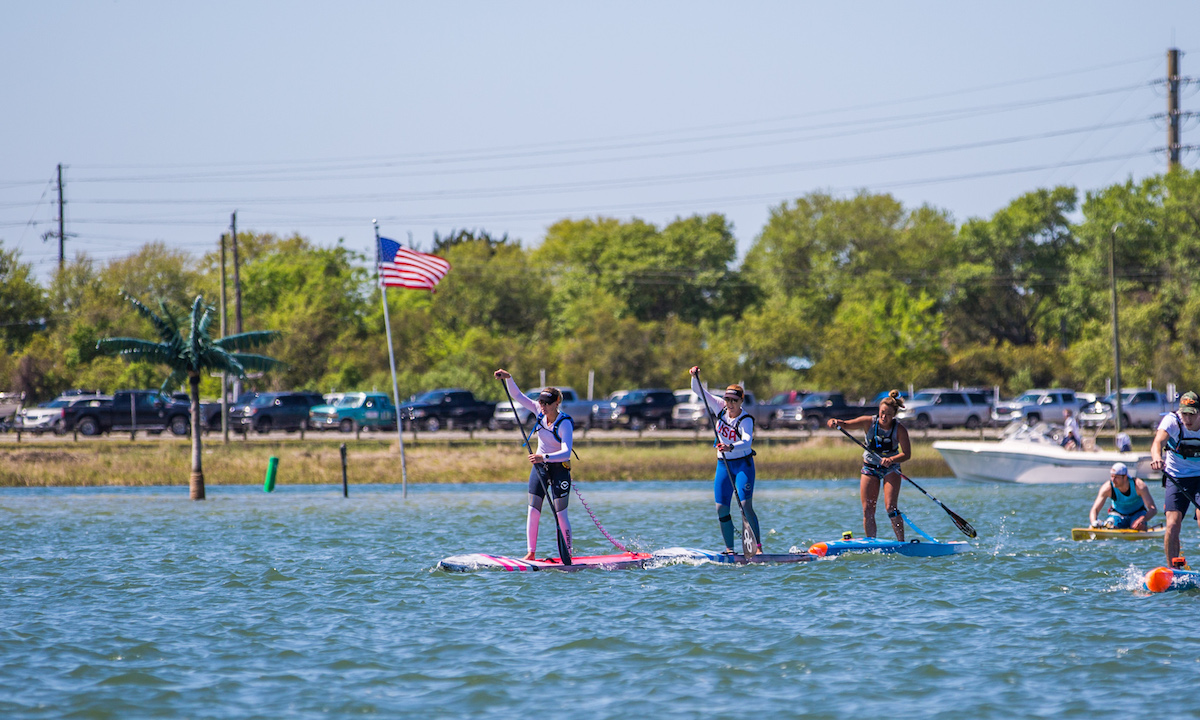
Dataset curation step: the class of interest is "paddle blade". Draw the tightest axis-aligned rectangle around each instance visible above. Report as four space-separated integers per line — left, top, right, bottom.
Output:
742 517 758 558
557 527 573 565
946 507 977 538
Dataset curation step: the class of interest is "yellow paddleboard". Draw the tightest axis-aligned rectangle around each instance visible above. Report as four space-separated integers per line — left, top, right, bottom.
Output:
1071 526 1164 541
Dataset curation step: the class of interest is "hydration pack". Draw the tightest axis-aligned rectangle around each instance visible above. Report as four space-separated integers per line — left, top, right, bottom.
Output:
1167 412 1200 459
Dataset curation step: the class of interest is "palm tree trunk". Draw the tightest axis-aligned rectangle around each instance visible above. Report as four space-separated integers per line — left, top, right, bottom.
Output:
189 372 205 500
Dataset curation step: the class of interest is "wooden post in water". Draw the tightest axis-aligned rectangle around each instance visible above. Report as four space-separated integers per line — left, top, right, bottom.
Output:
340 443 348 497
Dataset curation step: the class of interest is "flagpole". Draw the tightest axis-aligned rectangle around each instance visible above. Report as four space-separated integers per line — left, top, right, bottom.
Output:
375 220 409 498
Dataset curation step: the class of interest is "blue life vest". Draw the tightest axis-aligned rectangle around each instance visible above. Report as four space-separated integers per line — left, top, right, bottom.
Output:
1109 478 1145 516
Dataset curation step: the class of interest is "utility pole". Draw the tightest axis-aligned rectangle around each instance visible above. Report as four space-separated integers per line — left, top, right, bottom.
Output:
230 211 243 401
1168 48 1182 170
56 164 65 270
42 164 72 272
1110 223 1124 446
220 232 230 444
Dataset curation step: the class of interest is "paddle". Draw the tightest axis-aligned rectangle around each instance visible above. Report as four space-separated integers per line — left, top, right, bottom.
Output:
694 369 759 557
500 376 572 566
836 425 978 539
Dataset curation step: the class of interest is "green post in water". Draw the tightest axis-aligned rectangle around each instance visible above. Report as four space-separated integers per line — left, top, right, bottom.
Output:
264 456 279 492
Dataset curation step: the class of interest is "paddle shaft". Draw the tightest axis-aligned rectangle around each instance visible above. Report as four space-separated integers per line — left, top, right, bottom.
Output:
501 378 572 565
836 425 977 538
694 370 759 554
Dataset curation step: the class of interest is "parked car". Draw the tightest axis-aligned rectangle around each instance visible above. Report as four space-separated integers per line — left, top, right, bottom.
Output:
230 391 325 433
776 392 875 430
1079 389 1171 429
897 389 992 429
400 388 496 432
992 388 1084 425
608 388 677 430
66 390 193 436
18 395 107 435
672 389 771 430
492 387 593 431
310 392 397 432
591 390 630 430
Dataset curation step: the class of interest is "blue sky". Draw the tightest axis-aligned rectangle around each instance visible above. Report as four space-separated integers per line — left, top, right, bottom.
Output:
2 2 1198 280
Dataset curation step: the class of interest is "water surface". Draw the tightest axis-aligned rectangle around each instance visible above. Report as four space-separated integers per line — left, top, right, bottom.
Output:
1 479 1197 718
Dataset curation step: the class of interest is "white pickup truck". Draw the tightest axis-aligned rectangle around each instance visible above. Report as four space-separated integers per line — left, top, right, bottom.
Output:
1079 389 1171 429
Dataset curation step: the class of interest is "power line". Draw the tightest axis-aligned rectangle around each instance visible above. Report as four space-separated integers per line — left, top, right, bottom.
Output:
61 83 1153 186
66 54 1159 175
58 117 1154 208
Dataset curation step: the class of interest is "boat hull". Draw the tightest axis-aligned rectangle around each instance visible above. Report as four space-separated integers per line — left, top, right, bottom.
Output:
437 552 652 572
1144 566 1200 593
933 440 1156 485
652 547 817 565
808 537 969 557
1071 527 1164 541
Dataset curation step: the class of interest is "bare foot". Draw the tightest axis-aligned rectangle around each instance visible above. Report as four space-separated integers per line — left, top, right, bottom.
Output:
521 551 536 561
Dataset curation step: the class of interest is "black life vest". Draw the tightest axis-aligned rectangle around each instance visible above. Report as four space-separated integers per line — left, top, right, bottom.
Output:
1166 412 1200 459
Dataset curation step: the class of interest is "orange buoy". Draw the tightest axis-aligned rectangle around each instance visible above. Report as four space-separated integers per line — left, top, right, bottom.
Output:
809 542 828 557
1145 567 1175 593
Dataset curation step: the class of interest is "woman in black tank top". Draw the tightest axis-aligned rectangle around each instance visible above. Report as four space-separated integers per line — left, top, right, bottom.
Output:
828 390 912 540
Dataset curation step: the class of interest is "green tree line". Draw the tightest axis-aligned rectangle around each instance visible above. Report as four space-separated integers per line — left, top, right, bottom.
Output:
5 170 1200 403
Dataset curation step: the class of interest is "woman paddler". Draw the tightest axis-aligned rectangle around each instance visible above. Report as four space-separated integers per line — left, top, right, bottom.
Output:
494 369 573 561
827 390 912 540
688 366 762 555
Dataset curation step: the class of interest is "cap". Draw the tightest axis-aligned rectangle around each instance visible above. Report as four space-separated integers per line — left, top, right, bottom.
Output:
1110 462 1128 476
1181 391 1199 415
537 388 561 404
724 384 744 400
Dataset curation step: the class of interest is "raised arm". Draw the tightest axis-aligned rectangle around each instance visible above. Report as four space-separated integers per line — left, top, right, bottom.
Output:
690 369 725 417
495 369 538 414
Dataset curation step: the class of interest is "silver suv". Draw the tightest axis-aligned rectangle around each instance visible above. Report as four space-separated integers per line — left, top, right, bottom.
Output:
993 388 1082 425
897 389 992 429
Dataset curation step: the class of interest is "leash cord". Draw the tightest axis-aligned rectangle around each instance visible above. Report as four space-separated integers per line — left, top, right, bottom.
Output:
572 484 628 552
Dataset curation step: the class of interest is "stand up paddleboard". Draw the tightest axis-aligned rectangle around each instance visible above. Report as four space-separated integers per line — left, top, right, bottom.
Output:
1071 525 1165 541
652 547 817 565
1144 566 1200 593
438 552 652 573
808 536 969 558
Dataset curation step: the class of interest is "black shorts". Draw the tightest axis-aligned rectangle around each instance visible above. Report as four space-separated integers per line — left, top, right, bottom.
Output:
1165 474 1200 514
528 462 572 501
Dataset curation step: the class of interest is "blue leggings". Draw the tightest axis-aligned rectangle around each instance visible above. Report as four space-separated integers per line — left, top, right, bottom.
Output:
714 456 760 549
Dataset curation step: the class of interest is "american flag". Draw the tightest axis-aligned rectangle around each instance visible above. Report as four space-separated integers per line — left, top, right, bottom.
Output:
377 236 451 291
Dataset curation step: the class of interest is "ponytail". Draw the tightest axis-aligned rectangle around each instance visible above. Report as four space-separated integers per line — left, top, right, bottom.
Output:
881 389 905 411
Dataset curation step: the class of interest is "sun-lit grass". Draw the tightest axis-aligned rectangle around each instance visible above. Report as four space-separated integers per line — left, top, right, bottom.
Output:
0 435 951 488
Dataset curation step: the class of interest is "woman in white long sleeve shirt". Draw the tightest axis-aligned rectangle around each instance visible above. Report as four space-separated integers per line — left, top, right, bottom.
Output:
494 369 574 560
689 366 761 554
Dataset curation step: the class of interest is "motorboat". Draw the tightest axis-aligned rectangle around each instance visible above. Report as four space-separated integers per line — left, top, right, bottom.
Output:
932 422 1157 484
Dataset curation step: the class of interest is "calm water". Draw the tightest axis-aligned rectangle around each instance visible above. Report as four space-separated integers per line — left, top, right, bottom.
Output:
2 478 1198 719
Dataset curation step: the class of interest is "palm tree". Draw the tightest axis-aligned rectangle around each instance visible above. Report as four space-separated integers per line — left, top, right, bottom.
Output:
98 292 284 500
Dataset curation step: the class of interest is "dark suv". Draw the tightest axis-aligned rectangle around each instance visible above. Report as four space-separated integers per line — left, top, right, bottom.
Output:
231 391 324 433
610 389 677 430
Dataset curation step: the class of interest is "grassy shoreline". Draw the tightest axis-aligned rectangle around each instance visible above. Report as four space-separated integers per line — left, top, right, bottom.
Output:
0 437 951 488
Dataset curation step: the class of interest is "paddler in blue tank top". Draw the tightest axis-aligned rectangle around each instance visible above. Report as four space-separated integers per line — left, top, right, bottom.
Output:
828 390 912 540
689 366 762 555
1087 462 1156 530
